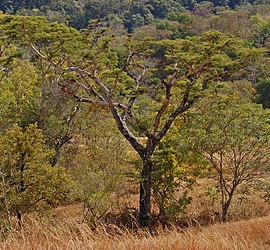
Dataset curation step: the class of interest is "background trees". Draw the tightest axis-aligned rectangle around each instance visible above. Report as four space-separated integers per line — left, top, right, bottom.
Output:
256 78 270 108
1 0 269 33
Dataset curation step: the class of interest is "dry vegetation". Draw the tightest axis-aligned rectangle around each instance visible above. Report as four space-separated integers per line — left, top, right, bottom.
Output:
1 206 270 250
1 184 270 250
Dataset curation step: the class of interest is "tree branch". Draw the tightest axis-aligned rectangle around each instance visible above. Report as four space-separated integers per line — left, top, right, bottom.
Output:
110 106 145 159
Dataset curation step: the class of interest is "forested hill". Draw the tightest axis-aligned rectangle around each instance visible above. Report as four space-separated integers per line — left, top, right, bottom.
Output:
0 0 266 31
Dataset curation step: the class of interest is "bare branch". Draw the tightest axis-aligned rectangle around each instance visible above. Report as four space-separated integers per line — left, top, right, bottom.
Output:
29 44 57 67
151 82 172 136
154 77 194 145
110 106 145 159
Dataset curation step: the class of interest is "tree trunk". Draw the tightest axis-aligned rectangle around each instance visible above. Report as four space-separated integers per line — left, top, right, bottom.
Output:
139 159 152 228
16 208 22 228
221 191 234 222
221 202 230 222
51 144 61 166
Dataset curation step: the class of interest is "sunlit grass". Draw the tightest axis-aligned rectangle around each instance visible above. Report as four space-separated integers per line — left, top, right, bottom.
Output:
1 213 270 250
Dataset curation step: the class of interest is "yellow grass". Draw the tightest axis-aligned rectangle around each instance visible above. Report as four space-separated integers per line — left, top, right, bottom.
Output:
1 213 270 250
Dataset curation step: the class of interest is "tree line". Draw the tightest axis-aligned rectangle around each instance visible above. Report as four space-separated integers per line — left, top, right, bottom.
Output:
0 0 268 31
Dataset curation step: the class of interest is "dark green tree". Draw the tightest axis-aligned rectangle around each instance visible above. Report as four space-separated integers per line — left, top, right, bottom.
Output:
256 78 270 108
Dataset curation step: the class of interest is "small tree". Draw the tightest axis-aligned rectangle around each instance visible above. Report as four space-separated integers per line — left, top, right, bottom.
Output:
152 138 205 224
0 124 70 227
63 112 130 224
183 90 270 222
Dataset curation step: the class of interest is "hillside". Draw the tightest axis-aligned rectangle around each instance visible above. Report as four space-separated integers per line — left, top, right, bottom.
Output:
0 0 270 245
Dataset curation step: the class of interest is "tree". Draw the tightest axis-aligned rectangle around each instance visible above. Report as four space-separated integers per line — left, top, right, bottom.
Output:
250 14 270 47
256 78 270 108
0 25 83 167
209 10 251 38
0 15 262 227
183 89 270 221
62 110 131 224
0 0 51 13
152 137 205 224
155 15 195 39
147 0 184 19
0 124 70 227
124 3 154 32
0 58 40 131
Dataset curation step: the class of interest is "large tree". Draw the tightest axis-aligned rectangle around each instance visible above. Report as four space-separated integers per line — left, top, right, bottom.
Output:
0 14 262 227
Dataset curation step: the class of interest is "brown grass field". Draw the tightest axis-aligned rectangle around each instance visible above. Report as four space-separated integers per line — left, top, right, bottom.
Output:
1 210 270 250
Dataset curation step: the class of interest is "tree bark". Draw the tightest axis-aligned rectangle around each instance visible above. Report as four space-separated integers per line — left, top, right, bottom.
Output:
221 191 234 222
139 158 153 228
221 202 229 222
16 208 22 228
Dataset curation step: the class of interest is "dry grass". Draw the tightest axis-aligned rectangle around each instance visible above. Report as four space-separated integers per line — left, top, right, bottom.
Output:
1 212 270 250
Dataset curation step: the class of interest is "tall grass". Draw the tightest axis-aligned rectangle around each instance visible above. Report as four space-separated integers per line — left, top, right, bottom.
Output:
1 214 270 249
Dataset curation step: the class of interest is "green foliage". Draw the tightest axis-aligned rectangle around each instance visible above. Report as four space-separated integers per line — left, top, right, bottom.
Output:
186 91 270 157
251 14 270 47
182 87 270 220
123 4 155 32
0 14 92 166
152 137 206 222
0 14 82 56
256 78 270 108
0 59 40 130
62 112 130 223
0 124 70 224
156 17 195 38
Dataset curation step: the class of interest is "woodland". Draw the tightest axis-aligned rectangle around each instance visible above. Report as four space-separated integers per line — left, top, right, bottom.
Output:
1 1 270 245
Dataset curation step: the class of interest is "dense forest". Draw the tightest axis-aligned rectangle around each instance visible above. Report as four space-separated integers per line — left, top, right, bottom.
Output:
1 0 270 239
0 0 268 31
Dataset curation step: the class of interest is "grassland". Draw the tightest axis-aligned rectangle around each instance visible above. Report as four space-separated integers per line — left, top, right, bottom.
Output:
1 211 270 250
